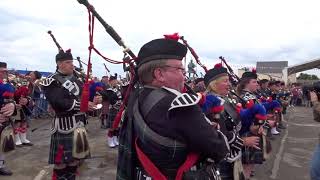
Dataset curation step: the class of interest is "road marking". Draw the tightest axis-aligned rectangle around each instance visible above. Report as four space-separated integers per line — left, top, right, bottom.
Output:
287 137 318 140
270 117 289 179
34 169 47 180
287 122 320 127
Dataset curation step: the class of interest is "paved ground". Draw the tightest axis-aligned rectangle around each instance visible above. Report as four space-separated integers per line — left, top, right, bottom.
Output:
253 106 318 180
2 117 117 180
1 106 318 180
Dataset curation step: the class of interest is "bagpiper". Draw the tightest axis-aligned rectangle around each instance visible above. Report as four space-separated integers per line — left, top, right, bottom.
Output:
42 49 91 180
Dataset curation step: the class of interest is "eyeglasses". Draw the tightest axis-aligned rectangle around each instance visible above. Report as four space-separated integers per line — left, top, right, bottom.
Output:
161 65 186 73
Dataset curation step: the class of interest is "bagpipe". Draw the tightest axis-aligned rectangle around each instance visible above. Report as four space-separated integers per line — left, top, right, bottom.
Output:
0 81 16 152
219 56 241 87
14 82 33 120
48 30 96 113
164 35 267 127
75 0 270 138
103 63 111 76
75 56 88 82
76 0 198 129
47 30 88 82
216 57 271 125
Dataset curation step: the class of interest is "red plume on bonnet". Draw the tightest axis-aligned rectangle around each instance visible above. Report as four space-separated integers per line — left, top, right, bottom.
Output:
214 63 223 69
163 33 180 41
251 68 256 73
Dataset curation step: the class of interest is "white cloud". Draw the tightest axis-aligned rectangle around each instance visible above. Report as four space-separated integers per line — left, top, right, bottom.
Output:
1 0 320 77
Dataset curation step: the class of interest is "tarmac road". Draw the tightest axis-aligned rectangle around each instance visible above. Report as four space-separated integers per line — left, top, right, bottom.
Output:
253 106 318 180
2 106 317 180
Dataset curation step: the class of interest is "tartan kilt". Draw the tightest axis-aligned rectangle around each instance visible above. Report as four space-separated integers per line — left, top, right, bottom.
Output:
106 107 118 128
48 130 90 164
241 133 264 164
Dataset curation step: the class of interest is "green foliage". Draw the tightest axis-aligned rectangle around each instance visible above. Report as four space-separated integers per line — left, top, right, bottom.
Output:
297 73 319 80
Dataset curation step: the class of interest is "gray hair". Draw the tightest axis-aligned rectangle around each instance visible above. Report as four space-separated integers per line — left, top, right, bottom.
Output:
137 59 168 85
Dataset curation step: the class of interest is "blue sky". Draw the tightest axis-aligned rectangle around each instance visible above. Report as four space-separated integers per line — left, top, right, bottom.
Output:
1 0 320 78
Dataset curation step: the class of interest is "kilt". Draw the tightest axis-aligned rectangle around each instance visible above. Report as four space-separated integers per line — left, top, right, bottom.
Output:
106 107 118 128
48 131 74 164
241 133 264 164
48 130 90 165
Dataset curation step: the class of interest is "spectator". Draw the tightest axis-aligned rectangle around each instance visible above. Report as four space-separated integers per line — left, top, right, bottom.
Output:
310 90 320 180
28 71 43 119
291 84 299 106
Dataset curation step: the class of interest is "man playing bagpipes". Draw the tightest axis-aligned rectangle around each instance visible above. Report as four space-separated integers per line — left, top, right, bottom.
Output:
278 82 290 119
88 81 120 148
0 62 16 176
99 76 111 129
256 83 280 161
256 79 280 136
106 73 123 148
13 79 33 146
235 70 268 179
43 49 89 180
257 79 270 98
268 81 286 131
42 31 100 180
259 96 281 138
117 36 230 180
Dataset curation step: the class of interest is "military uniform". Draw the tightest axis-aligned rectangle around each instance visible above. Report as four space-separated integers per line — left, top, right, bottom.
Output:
258 88 271 99
219 94 245 180
42 50 89 180
99 83 111 129
13 84 33 146
257 85 275 138
105 74 122 148
0 82 15 154
117 38 229 180
203 65 245 180
0 62 15 176
124 86 229 179
106 84 122 129
258 79 271 99
89 81 120 147
268 81 287 130
240 90 266 164
89 82 118 129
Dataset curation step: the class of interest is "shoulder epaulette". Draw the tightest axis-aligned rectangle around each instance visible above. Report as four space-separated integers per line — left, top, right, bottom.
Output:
40 73 57 87
242 92 256 101
40 77 55 86
169 93 201 111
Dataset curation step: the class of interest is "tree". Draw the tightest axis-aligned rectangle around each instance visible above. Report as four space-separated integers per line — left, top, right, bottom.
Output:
297 73 319 80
